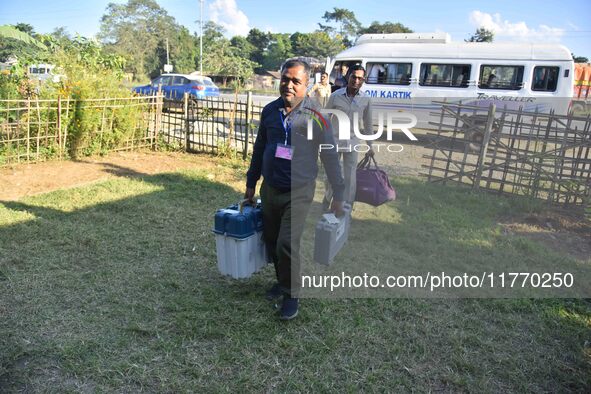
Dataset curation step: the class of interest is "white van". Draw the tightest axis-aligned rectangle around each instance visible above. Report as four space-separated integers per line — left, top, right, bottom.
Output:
327 33 574 120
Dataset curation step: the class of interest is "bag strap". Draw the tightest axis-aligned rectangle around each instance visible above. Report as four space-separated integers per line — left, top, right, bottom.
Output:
357 153 380 170
368 154 380 169
357 154 370 170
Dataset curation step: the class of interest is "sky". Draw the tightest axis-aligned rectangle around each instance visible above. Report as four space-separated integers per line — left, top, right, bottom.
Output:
1 0 590 57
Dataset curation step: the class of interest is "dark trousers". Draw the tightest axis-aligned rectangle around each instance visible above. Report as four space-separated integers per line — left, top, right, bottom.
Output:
260 180 316 297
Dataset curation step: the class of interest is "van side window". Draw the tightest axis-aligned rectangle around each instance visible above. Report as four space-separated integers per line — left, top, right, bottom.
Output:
532 66 558 92
419 64 471 88
366 62 412 85
479 65 524 90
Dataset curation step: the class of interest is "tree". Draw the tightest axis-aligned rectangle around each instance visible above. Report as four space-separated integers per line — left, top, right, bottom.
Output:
155 26 197 76
99 0 186 78
200 22 228 75
230 36 255 60
358 21 413 34
199 22 258 84
14 23 35 35
572 53 589 63
319 8 361 47
246 28 271 72
466 28 494 43
50 27 72 45
291 31 345 60
201 21 225 48
263 33 293 70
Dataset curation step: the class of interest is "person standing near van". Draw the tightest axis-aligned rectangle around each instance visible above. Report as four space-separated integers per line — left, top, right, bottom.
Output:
333 63 349 91
323 64 374 209
307 72 331 106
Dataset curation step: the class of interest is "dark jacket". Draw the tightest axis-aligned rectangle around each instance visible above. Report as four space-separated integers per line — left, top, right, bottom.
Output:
246 97 345 201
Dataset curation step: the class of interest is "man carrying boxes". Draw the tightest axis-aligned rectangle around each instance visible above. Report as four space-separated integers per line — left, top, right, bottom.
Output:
245 59 346 320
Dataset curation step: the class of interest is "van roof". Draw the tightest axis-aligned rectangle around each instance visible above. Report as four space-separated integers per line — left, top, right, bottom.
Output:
335 36 572 62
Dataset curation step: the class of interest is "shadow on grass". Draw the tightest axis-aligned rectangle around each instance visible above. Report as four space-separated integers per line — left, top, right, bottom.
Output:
0 169 589 392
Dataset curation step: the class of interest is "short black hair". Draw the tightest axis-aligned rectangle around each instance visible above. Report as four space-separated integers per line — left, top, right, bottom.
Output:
321 72 328 76
346 64 366 78
281 59 311 78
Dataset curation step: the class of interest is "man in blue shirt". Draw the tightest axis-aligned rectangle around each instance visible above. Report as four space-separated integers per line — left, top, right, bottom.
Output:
245 59 345 320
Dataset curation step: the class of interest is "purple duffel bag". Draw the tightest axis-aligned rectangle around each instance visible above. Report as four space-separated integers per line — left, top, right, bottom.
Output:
355 154 396 206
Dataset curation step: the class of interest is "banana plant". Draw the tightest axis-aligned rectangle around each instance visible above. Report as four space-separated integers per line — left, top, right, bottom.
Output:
0 25 47 51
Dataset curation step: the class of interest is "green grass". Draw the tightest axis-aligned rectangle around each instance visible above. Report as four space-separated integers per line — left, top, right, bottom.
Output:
0 159 589 392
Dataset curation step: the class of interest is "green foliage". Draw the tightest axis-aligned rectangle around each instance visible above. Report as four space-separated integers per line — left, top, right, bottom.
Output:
170 27 198 74
319 7 362 47
99 0 194 79
0 34 148 162
50 27 72 45
263 34 293 70
200 23 259 83
0 73 22 100
291 31 345 59
0 24 49 64
230 36 255 60
358 21 413 34
572 53 589 63
0 25 47 51
216 140 238 159
466 27 494 43
246 28 271 72
45 38 145 157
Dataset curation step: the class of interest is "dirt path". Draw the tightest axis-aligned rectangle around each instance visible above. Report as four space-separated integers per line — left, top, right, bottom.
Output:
0 151 220 201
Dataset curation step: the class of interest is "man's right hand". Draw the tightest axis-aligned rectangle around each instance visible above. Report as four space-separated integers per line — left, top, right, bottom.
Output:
330 200 345 217
244 187 256 205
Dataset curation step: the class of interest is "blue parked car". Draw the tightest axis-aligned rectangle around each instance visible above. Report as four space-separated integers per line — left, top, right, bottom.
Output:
133 73 220 99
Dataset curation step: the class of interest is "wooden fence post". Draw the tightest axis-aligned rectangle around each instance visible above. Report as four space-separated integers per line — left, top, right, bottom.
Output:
243 91 252 160
25 99 30 163
153 93 163 149
184 92 190 152
473 103 496 190
57 96 62 158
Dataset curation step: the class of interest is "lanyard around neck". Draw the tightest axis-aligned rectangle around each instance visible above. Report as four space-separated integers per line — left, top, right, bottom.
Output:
279 111 291 145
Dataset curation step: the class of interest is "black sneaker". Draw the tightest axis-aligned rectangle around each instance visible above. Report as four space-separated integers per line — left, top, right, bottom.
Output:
265 283 282 301
279 296 299 320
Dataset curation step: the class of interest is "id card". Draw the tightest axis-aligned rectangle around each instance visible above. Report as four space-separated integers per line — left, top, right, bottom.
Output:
275 143 294 160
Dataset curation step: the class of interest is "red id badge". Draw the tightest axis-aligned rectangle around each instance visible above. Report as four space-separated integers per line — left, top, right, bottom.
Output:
275 143 294 160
